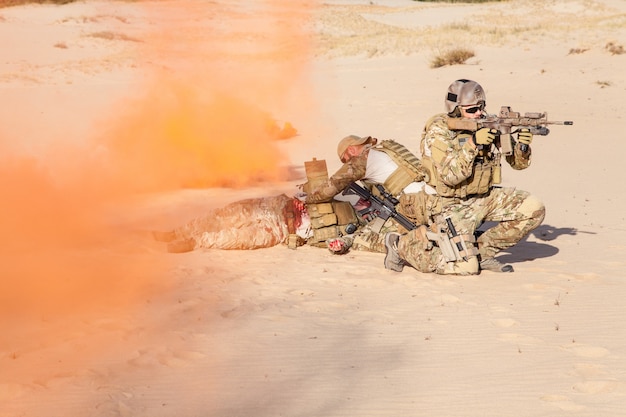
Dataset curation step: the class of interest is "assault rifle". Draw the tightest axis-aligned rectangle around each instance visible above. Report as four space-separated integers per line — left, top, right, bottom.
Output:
342 182 474 262
343 182 415 233
447 106 573 155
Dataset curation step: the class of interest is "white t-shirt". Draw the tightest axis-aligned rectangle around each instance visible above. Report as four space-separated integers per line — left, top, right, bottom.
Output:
365 149 436 195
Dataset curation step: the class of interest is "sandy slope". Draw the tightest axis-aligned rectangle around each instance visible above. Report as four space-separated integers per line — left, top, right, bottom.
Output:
1 1 626 416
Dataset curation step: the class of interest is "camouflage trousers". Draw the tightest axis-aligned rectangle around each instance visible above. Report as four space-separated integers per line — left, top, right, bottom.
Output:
349 219 400 253
441 186 545 259
346 198 453 273
396 186 544 275
396 227 445 273
174 194 292 250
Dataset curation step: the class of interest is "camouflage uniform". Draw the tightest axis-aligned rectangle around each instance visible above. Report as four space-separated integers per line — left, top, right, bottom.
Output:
411 113 545 269
171 194 296 250
347 216 447 273
305 145 442 263
349 221 399 254
159 193 384 254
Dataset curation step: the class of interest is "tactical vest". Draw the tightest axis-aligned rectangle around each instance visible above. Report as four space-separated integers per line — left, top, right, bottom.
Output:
374 139 428 196
421 114 501 199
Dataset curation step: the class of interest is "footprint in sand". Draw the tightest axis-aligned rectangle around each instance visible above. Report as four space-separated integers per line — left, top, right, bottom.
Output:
569 362 626 395
571 362 608 379
572 379 625 394
561 343 610 359
93 388 135 417
540 394 585 411
128 347 205 369
490 318 519 328
497 332 543 345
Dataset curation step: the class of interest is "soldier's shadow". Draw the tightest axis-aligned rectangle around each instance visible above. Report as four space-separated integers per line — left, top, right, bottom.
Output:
477 223 593 264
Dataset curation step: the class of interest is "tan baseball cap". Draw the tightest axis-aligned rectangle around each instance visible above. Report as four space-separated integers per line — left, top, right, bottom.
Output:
337 135 372 160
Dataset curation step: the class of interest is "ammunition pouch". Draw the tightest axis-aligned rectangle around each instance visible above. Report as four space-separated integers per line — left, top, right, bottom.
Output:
423 155 499 199
306 200 359 247
465 159 497 195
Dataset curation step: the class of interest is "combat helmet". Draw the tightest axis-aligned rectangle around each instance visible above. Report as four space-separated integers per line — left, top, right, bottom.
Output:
444 79 486 116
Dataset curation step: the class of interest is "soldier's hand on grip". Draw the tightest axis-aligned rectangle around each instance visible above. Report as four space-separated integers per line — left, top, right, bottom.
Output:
517 128 533 146
473 127 497 146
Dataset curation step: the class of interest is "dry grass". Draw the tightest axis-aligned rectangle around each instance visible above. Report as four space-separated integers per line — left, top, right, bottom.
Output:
0 0 145 7
605 41 625 55
316 1 626 59
430 47 475 68
413 0 505 2
87 31 141 42
0 0 78 7
568 48 589 55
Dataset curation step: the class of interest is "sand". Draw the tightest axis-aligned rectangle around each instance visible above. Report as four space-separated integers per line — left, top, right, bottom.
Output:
1 0 626 416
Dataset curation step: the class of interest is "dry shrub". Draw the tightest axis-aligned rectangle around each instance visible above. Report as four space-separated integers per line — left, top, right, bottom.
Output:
0 0 77 7
568 47 589 55
431 48 475 68
605 42 625 55
412 0 505 2
87 31 140 42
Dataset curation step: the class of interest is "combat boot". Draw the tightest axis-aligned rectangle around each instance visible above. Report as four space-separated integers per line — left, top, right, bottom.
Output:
479 257 514 273
384 232 405 272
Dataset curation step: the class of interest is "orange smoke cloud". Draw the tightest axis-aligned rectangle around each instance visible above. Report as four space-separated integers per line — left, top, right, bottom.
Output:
98 0 317 193
0 148 165 317
102 82 293 192
0 0 318 317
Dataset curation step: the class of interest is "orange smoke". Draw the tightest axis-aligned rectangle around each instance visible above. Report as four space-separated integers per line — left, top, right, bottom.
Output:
0 0 318 317
103 82 293 192
98 0 316 193
0 148 164 317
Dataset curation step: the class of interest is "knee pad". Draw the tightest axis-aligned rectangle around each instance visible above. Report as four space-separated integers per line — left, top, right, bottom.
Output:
517 194 545 222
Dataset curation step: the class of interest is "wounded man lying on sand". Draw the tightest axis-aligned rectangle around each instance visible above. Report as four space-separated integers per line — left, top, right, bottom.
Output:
151 193 395 254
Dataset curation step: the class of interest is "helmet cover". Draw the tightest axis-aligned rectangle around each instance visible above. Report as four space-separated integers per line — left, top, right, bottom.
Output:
444 79 486 114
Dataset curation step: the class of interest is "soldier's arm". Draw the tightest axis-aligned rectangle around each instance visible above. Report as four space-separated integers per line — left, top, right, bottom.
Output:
305 154 368 203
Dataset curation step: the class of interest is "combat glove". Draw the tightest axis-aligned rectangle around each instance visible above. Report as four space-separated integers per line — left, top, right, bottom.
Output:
518 128 533 147
473 127 498 146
